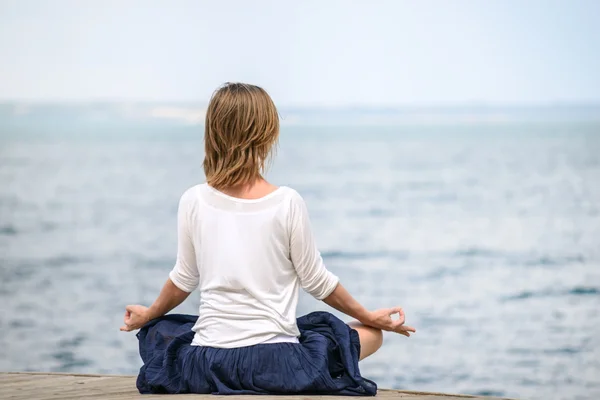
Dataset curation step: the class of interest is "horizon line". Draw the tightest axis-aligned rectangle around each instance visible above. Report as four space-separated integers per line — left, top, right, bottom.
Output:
1 99 600 109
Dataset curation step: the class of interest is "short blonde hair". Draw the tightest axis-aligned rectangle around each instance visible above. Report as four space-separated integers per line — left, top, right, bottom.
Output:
203 82 280 189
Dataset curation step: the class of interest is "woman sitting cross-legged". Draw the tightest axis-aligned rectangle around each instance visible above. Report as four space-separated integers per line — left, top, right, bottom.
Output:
120 82 416 396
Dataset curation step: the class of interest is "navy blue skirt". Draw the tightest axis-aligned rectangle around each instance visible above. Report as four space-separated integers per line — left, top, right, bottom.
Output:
136 311 377 396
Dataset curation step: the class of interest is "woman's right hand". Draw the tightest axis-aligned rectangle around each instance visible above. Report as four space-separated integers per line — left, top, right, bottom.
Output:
363 307 416 337
120 305 150 332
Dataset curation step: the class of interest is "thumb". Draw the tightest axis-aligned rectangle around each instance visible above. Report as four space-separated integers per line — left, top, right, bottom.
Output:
387 306 404 316
388 307 405 324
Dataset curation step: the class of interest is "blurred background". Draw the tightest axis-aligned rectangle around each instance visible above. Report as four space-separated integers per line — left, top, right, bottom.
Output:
1 1 599 399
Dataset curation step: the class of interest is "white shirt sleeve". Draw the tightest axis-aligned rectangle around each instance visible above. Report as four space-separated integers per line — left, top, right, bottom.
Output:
168 189 199 293
289 191 339 300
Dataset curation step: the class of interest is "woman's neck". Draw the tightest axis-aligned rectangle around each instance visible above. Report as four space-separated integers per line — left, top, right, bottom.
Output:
216 178 279 200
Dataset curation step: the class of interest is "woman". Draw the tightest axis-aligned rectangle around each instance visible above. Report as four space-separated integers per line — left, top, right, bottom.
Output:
120 82 416 396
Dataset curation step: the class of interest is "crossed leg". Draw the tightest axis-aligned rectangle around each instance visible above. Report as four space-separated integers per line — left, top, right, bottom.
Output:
347 321 383 361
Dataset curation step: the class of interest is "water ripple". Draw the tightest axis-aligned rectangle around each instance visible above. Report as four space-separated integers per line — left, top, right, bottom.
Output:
503 286 599 301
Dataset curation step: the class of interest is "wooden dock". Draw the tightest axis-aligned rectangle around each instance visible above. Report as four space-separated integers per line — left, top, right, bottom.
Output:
0 372 514 399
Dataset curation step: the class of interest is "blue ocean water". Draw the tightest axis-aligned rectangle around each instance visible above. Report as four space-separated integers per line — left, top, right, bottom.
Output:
0 120 599 400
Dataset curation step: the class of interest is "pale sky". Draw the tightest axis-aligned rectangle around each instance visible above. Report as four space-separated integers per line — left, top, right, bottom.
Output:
1 0 599 105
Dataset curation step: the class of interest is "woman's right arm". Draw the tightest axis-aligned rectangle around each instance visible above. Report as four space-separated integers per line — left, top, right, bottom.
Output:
288 191 415 336
120 188 199 332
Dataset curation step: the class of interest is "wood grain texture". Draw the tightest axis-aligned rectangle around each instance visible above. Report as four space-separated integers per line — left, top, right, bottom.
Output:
0 373 515 400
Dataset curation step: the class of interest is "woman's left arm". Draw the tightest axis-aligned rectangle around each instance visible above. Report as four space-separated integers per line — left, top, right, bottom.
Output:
120 189 200 332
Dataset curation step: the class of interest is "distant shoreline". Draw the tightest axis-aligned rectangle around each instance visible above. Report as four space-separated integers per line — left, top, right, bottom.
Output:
1 102 599 127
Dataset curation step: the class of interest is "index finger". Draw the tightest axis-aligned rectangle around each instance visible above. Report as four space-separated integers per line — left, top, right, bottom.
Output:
388 307 405 324
387 307 404 317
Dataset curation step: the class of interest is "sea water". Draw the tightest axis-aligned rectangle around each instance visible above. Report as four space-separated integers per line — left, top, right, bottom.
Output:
0 120 599 400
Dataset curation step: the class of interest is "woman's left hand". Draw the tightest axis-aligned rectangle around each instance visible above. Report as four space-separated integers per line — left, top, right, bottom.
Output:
120 305 150 332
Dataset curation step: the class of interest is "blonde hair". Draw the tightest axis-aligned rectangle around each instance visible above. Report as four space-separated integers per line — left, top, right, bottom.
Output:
203 82 280 190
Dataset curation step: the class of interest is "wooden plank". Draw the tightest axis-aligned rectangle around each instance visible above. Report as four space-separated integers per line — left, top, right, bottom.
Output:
0 373 515 400
0 375 76 390
388 390 485 398
0 374 62 384
24 377 137 400
0 374 100 386
2 371 135 378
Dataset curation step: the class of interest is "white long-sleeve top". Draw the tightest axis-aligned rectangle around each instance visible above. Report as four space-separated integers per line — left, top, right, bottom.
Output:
168 183 340 348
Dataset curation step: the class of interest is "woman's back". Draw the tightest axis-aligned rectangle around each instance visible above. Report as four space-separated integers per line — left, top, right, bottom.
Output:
121 82 414 396
170 183 339 348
